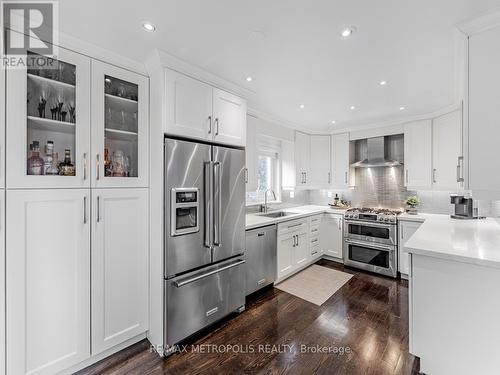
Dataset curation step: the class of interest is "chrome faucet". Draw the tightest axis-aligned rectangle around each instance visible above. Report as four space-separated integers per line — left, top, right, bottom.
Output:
260 189 277 213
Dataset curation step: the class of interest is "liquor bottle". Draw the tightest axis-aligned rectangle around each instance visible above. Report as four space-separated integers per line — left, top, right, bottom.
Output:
104 147 111 176
43 141 53 174
59 148 75 176
27 141 44 175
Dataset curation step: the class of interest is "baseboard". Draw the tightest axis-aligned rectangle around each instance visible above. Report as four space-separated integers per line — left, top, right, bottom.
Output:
321 255 344 264
60 333 148 375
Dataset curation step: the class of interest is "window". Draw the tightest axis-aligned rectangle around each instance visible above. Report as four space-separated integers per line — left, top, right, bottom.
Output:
247 136 282 204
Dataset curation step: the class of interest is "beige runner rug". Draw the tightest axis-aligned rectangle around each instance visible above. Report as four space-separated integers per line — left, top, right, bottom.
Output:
275 265 353 306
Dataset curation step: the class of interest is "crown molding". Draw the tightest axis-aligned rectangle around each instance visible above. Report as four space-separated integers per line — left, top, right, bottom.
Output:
154 49 256 100
457 7 500 36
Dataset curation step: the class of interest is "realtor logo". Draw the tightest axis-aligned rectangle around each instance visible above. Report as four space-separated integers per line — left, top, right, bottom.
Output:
2 1 58 56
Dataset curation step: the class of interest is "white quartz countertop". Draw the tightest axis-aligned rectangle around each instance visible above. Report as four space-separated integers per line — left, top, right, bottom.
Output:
246 205 347 230
405 215 500 269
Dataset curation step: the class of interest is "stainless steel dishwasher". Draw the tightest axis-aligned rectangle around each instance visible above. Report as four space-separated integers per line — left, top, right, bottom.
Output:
245 225 277 296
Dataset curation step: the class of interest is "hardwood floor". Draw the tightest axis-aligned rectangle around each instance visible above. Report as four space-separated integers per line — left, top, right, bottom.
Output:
78 260 419 375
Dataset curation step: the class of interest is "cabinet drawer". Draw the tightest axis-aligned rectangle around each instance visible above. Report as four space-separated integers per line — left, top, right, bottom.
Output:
278 218 308 236
310 226 320 236
310 243 320 257
165 258 245 346
309 215 322 226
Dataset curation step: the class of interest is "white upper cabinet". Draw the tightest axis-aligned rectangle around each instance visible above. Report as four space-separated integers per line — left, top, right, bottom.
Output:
92 188 148 355
331 133 351 188
165 69 212 141
295 131 310 186
432 110 462 190
245 115 258 192
309 135 331 188
165 69 247 147
404 120 432 189
468 25 500 196
6 189 90 375
92 61 149 188
6 45 91 189
213 88 247 147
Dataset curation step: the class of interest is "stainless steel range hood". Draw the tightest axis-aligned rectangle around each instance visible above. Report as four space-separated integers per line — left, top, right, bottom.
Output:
351 136 403 168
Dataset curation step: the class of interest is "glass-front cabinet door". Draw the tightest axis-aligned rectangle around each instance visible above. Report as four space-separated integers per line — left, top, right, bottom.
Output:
6 46 91 188
91 61 148 188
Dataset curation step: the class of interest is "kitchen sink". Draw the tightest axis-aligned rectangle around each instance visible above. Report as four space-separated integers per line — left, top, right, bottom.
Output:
259 211 298 218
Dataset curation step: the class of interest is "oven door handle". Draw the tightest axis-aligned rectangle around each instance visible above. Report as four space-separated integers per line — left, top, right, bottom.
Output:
344 239 394 252
344 220 395 228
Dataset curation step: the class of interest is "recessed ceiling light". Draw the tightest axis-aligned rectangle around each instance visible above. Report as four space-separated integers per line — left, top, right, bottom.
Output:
246 76 253 82
331 120 336 124
299 104 305 109
399 106 406 110
350 106 356 110
341 26 356 38
142 22 156 32
379 80 387 86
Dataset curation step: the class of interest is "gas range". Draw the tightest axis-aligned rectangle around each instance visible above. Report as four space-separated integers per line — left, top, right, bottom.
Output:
344 207 403 224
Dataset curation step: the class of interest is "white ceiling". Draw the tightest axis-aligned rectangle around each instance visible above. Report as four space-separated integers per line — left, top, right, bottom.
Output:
60 0 500 131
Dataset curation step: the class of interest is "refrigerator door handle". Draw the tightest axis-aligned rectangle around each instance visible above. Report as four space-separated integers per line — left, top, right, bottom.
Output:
204 162 213 248
213 161 222 247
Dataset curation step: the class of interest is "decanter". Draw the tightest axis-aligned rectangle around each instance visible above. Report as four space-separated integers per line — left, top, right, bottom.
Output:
27 141 44 175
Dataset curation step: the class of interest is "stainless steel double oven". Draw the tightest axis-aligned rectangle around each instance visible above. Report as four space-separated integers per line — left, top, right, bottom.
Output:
343 217 398 278
164 137 246 352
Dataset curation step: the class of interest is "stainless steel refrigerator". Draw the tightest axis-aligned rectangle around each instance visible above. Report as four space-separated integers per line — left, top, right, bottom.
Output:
164 137 246 350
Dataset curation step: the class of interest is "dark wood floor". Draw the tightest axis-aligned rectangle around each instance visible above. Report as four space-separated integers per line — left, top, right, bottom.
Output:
78 260 419 375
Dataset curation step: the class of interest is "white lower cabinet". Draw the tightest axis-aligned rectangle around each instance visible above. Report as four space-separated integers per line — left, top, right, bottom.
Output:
277 219 309 280
320 214 344 259
398 220 423 276
6 189 91 375
0 191 5 375
92 188 149 355
277 233 295 279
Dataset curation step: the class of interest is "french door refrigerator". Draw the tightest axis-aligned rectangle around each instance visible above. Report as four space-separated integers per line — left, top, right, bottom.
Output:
164 137 246 351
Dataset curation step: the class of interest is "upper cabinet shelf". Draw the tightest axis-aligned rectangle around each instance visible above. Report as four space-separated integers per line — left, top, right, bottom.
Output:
27 73 76 89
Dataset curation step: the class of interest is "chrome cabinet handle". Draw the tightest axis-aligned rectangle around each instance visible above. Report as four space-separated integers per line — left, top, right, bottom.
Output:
96 154 100 180
215 118 219 136
432 168 437 184
97 195 101 222
304 172 307 184
83 196 87 224
328 172 331 184
287 223 302 229
83 153 87 180
244 168 249 183
405 169 409 184
208 116 212 134
258 232 265 237
297 235 299 246
338 219 341 230
344 171 348 184
292 235 297 247
457 156 464 182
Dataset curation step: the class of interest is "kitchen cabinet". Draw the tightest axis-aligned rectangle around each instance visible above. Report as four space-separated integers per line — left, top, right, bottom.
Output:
0 191 4 375
245 115 258 192
309 215 322 259
404 120 432 189
277 218 309 280
212 88 247 147
320 214 343 259
331 133 351 188
91 188 149 355
6 45 91 189
6 189 90 375
165 69 247 147
277 233 295 279
398 220 422 276
92 61 149 188
245 225 277 295
309 135 331 188
432 110 462 190
468 25 500 197
165 69 212 141
295 132 310 186
0 69 5 188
